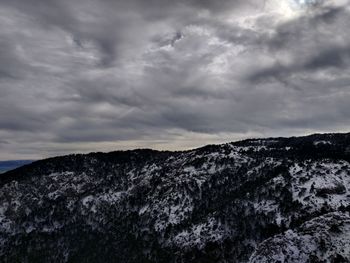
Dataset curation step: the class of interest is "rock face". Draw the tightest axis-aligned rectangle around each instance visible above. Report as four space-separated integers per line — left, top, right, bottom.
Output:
0 133 350 263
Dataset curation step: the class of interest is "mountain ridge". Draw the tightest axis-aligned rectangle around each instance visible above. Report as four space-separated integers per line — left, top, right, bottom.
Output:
1 132 350 262
4 131 350 175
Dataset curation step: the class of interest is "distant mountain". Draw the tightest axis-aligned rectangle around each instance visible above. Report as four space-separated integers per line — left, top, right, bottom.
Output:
0 160 33 173
1 133 350 262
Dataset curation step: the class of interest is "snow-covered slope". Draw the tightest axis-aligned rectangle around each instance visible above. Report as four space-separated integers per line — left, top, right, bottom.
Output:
250 212 350 262
0 133 350 262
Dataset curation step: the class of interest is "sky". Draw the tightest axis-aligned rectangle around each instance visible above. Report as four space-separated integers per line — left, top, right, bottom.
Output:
0 0 349 160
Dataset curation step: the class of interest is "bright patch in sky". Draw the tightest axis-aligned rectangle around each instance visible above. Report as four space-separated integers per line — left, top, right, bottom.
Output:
262 0 303 19
290 0 321 9
268 0 321 19
294 0 318 5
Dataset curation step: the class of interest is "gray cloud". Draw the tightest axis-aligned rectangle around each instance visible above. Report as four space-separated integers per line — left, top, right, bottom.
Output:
0 0 349 159
248 4 350 82
304 47 350 69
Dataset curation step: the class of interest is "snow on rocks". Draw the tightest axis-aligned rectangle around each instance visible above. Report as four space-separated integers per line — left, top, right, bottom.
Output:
290 160 350 212
249 212 350 263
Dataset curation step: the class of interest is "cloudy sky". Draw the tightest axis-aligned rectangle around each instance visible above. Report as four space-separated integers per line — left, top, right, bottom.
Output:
0 0 349 160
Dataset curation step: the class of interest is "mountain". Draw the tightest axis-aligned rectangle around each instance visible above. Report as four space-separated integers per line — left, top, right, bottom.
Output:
1 133 350 263
0 160 34 174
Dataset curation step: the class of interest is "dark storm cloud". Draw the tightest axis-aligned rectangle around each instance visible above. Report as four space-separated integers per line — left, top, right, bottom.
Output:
0 140 9 145
0 0 349 159
305 47 350 69
248 45 350 82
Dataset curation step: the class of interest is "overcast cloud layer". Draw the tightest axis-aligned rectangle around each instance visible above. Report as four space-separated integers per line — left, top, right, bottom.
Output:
0 0 349 159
